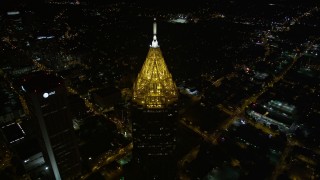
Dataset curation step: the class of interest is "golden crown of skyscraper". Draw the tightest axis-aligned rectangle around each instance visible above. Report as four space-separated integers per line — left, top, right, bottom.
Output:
133 19 178 109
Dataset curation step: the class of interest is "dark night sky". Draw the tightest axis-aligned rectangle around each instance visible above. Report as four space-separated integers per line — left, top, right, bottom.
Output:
0 0 212 11
1 0 318 11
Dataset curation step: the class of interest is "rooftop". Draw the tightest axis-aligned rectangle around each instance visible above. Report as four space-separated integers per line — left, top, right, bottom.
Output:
1 122 25 144
21 71 64 94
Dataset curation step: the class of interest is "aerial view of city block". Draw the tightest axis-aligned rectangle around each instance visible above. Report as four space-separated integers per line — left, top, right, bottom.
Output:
0 0 319 179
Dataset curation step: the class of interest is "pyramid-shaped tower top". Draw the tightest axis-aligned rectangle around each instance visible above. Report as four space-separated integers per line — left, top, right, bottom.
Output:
133 18 178 109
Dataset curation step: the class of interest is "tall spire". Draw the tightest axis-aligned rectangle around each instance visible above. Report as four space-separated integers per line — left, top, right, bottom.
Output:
151 18 159 48
153 18 157 35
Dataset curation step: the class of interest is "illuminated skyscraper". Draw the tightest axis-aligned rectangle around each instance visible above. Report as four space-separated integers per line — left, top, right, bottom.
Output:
131 18 178 179
133 19 178 108
21 71 81 180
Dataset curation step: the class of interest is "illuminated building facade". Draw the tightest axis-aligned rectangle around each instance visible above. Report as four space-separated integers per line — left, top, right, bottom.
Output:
21 71 81 180
131 19 178 179
132 20 178 108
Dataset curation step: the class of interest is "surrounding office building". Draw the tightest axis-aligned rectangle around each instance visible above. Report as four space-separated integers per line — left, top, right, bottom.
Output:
247 100 297 132
21 71 81 180
131 18 179 179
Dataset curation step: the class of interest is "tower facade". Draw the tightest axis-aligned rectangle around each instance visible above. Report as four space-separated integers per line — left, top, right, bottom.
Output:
21 71 81 180
131 19 178 179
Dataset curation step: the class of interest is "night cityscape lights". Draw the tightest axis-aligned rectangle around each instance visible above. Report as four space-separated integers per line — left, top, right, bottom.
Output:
0 0 319 180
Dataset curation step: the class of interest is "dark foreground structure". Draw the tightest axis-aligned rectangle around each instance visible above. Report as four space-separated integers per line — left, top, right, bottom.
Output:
22 71 81 179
